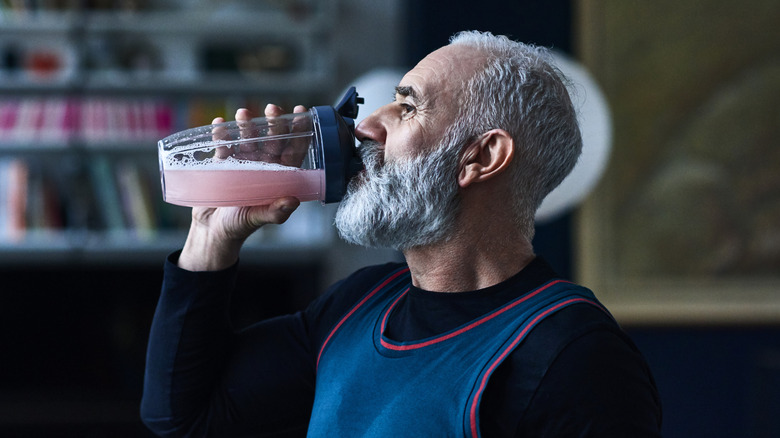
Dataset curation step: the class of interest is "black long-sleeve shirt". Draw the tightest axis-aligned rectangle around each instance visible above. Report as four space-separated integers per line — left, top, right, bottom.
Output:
141 253 661 437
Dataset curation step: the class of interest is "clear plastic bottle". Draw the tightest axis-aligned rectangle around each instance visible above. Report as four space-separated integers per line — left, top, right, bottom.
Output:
158 88 363 207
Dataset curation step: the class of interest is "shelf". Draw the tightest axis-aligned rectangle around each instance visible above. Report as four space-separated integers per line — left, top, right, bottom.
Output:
80 72 331 95
0 230 332 267
0 143 70 152
84 9 333 35
0 5 334 36
0 77 330 96
0 143 162 155
0 1 340 269
0 78 81 94
1 2 336 92
0 198 336 266
0 11 83 33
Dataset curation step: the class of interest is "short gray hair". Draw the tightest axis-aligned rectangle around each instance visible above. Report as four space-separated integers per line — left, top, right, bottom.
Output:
447 30 582 239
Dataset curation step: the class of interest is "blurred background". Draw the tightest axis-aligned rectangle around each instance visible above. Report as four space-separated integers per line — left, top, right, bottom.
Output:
0 0 778 436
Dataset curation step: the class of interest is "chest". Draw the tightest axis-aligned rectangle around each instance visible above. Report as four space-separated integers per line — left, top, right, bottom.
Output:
309 268 600 437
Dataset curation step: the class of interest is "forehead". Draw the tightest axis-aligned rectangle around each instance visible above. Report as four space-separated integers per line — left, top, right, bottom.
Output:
398 44 486 103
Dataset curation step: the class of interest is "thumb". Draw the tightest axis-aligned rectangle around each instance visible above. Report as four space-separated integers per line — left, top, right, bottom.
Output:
249 197 301 226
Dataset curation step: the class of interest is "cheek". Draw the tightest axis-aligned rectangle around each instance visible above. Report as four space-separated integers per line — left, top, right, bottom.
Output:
387 121 432 160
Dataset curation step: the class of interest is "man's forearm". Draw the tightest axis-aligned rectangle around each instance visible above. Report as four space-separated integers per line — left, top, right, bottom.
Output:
141 254 237 436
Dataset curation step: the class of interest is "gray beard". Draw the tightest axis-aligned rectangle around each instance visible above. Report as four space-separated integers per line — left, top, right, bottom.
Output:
334 140 462 251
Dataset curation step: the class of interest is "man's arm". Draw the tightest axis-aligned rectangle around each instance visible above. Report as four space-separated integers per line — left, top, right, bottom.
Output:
517 321 662 437
141 104 314 437
479 304 662 438
140 254 317 437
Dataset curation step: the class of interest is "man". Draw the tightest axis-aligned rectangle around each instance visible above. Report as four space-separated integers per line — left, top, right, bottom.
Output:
142 31 662 437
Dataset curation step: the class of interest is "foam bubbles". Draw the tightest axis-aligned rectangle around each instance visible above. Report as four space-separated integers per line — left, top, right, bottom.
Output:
164 144 301 172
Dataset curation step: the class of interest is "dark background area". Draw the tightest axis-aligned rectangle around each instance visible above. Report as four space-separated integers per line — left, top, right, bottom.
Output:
0 263 320 437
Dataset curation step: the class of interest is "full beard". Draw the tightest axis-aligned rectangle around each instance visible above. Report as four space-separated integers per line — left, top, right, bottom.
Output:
334 138 463 251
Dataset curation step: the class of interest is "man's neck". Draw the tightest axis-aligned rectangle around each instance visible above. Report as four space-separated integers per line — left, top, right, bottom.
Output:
403 229 535 293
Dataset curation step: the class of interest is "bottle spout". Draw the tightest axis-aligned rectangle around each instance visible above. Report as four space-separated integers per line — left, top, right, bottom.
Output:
334 86 363 119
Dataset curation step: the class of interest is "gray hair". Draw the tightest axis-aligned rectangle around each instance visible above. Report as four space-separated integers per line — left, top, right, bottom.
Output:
447 30 582 239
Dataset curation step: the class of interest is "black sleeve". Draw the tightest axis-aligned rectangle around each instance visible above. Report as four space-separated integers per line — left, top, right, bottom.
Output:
480 305 662 438
515 303 662 438
140 253 317 437
141 253 401 437
518 328 662 437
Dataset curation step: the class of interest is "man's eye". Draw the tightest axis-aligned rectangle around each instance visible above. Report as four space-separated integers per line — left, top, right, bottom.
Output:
400 103 415 115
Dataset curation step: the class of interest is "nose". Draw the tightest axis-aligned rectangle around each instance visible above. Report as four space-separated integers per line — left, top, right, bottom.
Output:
354 104 389 144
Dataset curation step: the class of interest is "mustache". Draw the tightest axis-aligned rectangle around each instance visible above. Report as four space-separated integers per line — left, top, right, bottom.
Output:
358 140 384 172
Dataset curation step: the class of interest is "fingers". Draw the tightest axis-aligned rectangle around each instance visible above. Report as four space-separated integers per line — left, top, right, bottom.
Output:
265 103 285 118
234 108 262 160
260 104 288 164
236 108 254 120
212 117 232 159
211 104 310 166
283 105 310 166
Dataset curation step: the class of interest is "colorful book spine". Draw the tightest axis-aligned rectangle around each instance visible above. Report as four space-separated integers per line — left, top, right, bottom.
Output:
0 97 175 148
0 158 28 241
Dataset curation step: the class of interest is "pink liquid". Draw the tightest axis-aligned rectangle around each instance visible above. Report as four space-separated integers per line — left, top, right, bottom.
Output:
163 168 325 207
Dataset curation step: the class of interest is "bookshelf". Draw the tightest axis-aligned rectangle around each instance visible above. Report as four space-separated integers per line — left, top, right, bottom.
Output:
0 2 407 435
0 0 340 265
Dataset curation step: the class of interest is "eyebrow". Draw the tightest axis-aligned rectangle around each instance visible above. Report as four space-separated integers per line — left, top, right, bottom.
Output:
395 85 417 99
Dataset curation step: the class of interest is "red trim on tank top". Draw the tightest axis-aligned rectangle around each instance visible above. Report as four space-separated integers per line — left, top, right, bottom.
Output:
316 267 410 371
379 279 575 351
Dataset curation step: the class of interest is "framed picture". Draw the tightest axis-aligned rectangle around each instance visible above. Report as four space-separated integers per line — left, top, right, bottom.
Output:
575 0 780 324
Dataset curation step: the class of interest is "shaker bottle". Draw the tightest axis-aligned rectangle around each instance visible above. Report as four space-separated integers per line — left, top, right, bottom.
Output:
158 87 363 207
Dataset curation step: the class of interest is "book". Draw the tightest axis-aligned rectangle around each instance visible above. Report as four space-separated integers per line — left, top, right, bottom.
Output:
115 161 155 238
0 158 28 241
88 156 126 232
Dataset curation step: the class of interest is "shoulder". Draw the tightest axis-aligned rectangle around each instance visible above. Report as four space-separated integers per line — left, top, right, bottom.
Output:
313 262 409 312
338 262 411 291
303 262 408 345
496 304 661 437
526 302 653 393
483 302 662 437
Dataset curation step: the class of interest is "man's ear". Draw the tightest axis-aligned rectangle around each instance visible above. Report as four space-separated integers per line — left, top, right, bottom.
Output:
458 129 515 188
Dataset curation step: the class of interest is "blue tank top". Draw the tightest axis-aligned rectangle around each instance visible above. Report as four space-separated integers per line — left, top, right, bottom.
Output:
308 266 607 437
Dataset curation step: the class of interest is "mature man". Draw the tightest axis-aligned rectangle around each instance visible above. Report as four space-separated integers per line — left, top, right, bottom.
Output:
142 31 661 437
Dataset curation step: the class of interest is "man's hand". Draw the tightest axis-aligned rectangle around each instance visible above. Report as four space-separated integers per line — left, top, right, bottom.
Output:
177 104 306 272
